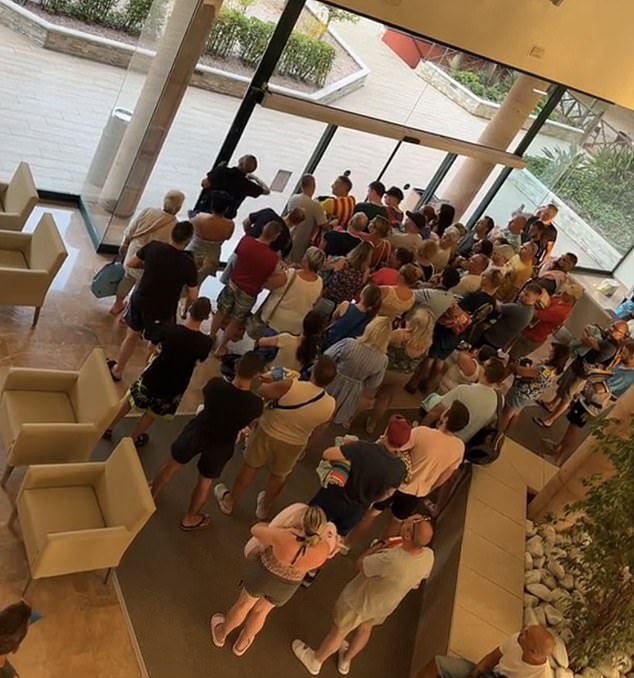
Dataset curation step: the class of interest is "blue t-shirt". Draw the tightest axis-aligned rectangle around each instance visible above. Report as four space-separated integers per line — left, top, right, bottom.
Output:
606 366 634 398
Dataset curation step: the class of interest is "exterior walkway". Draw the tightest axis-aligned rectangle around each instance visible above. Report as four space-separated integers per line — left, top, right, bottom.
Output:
0 15 564 247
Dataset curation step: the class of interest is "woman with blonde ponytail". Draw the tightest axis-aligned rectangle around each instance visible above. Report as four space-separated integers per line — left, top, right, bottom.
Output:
366 309 435 432
211 505 334 657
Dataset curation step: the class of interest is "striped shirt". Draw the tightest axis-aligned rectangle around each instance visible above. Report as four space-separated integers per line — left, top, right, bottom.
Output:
322 195 357 228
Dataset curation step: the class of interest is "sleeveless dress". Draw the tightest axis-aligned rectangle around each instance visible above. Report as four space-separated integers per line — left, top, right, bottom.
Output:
379 287 415 321
324 338 388 425
323 304 370 348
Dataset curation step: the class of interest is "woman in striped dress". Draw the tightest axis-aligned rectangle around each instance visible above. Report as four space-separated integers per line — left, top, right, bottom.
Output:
323 316 391 428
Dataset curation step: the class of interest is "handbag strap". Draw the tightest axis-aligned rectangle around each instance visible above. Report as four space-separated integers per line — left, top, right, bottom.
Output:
261 268 298 324
272 390 325 410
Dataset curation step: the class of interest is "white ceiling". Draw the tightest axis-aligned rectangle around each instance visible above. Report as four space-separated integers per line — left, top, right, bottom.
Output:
328 0 634 109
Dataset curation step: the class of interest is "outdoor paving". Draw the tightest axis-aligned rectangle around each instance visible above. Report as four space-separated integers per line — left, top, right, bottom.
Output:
0 14 565 249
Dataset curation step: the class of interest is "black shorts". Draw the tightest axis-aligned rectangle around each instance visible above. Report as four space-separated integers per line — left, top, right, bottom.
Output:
171 420 234 479
125 295 172 334
373 490 421 521
566 399 591 428
309 487 366 537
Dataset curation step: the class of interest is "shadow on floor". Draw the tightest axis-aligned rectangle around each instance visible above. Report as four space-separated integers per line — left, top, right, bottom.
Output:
504 403 591 461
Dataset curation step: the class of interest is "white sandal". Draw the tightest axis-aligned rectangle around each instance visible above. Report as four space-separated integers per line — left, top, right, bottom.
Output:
210 613 225 648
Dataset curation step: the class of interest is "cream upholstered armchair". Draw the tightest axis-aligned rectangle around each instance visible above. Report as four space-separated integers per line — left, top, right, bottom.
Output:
10 438 155 592
0 212 68 326
0 348 120 487
0 162 38 231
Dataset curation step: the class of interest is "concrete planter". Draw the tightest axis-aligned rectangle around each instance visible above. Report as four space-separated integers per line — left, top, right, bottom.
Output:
416 61 584 144
0 0 369 104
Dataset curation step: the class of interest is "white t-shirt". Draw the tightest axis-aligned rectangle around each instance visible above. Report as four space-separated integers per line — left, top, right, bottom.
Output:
271 333 302 371
497 633 553 678
340 546 434 620
451 274 481 296
400 426 464 497
387 231 423 253
261 273 323 334
439 383 498 443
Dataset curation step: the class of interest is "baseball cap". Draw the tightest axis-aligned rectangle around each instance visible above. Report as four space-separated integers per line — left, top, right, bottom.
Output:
385 415 412 447
406 210 427 232
386 186 404 201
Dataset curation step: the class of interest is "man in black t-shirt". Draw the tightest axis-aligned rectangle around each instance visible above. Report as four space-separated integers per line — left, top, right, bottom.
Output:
150 352 265 530
522 203 558 263
193 155 270 219
108 221 198 381
242 206 305 258
310 415 409 538
323 212 369 257
105 297 213 448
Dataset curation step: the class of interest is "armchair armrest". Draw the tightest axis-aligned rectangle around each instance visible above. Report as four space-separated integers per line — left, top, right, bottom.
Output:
19 462 105 493
6 423 99 467
0 231 30 251
31 527 132 578
2 368 78 392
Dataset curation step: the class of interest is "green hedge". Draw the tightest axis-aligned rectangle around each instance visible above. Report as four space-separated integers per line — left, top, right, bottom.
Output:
206 9 335 87
42 1 336 87
452 69 513 103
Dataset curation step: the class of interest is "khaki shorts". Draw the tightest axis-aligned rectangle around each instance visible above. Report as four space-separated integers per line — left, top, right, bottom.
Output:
244 426 305 478
333 597 386 635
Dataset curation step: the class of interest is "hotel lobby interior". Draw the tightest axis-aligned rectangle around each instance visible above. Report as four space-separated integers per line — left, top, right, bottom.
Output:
1 0 634 676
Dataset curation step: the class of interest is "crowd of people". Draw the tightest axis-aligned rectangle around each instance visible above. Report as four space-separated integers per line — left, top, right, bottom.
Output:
90 154 634 671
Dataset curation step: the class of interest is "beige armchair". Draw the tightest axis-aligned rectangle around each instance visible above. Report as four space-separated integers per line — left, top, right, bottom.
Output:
0 212 68 325
10 438 155 592
0 162 38 231
0 348 120 487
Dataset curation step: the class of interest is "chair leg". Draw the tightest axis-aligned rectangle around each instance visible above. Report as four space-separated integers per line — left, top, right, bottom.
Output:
22 576 33 597
32 307 41 327
103 568 113 585
1 464 14 489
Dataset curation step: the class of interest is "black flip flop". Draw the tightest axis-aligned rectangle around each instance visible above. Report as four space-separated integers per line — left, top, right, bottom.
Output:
134 433 150 448
102 428 113 440
106 359 121 383
179 514 210 531
532 416 551 429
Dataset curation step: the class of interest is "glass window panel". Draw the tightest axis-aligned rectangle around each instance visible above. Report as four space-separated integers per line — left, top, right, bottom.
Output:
480 91 634 271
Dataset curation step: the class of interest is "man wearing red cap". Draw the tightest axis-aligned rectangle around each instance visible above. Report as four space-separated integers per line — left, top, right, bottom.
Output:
309 415 410 538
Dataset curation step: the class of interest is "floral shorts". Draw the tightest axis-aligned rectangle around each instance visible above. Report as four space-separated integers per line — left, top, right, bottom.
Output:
128 378 181 418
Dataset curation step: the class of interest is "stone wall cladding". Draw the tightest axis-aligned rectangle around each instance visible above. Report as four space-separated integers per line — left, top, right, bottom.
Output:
416 61 584 144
